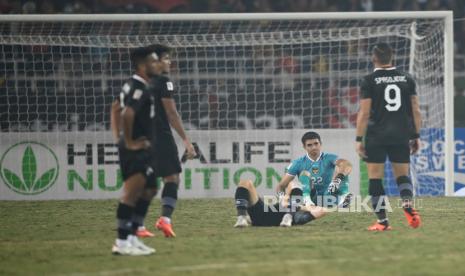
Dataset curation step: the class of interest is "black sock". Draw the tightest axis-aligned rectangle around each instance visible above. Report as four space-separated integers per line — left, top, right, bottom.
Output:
369 179 388 222
161 182 178 218
397 175 414 211
132 198 151 232
116 202 134 240
235 187 249 216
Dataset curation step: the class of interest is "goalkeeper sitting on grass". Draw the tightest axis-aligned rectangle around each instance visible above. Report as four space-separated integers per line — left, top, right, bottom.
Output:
234 131 352 228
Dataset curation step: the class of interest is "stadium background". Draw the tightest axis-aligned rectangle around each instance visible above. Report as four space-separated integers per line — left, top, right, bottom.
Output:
0 1 464 199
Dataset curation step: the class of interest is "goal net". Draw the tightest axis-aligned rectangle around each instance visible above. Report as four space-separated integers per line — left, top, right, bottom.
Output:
0 13 453 200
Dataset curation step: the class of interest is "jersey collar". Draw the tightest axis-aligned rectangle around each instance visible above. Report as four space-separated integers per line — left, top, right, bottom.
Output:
374 66 396 72
306 152 323 162
132 74 149 86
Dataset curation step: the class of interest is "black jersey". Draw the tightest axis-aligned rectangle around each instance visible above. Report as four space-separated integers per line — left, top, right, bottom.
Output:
360 67 417 144
151 75 175 137
119 74 156 141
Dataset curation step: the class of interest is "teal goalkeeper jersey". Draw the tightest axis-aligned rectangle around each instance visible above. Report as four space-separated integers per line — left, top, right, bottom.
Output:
286 152 349 201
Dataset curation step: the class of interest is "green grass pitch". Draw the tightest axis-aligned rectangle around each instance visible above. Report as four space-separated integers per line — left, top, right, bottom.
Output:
1 197 465 276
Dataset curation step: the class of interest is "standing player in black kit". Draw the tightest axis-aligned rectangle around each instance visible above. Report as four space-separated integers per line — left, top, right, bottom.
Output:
355 43 422 231
111 47 158 255
149 44 196 238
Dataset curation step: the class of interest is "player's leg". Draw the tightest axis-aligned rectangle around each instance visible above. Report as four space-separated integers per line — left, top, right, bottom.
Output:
132 153 158 238
154 135 182 237
113 146 155 255
155 174 179 237
365 140 391 231
133 185 157 238
389 144 421 228
280 183 304 227
113 173 154 255
294 205 327 225
234 180 259 227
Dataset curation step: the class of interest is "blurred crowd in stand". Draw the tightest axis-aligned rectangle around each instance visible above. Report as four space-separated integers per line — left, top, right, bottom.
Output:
1 0 465 127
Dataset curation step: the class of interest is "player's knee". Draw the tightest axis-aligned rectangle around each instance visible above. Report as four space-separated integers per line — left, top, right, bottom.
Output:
290 187 303 196
238 180 254 190
163 175 180 185
162 182 178 199
368 179 385 196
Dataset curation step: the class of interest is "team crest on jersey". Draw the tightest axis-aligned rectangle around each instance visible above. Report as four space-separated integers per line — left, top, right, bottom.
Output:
166 82 174 91
312 167 319 175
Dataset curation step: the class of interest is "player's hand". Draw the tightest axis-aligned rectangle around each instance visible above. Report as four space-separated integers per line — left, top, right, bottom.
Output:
409 138 421 154
327 178 341 195
355 142 367 158
126 137 151 151
183 140 196 160
275 183 285 193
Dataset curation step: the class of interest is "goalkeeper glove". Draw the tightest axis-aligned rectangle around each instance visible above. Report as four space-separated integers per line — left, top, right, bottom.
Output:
327 173 345 195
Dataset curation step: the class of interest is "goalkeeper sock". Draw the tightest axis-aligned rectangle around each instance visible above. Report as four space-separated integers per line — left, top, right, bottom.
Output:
235 187 249 216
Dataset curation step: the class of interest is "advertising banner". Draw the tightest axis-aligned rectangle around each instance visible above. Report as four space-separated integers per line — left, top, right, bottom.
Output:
0 129 360 200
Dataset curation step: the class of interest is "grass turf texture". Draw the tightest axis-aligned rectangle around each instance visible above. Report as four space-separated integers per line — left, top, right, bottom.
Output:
1 197 465 276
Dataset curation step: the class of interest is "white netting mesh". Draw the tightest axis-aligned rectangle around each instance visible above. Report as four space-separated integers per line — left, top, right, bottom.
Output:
0 15 447 197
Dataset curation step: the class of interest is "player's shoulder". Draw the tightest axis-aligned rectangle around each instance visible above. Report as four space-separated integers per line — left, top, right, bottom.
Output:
292 155 308 164
153 75 174 91
397 69 415 82
124 76 146 92
322 152 338 160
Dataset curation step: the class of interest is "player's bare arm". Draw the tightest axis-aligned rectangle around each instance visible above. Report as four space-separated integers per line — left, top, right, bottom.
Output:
121 106 150 151
275 173 295 193
161 98 196 159
355 98 371 158
110 99 122 143
327 159 352 195
410 95 422 154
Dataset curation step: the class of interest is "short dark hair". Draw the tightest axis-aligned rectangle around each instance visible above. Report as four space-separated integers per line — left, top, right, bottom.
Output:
372 43 393 65
301 131 321 145
148 44 171 59
130 46 155 70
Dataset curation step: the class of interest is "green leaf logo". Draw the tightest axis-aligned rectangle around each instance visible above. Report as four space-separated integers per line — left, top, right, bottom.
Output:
0 142 59 195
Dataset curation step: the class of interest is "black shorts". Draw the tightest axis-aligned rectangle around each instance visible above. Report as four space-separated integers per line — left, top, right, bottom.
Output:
247 199 286 226
364 139 410 163
118 141 157 187
153 133 182 177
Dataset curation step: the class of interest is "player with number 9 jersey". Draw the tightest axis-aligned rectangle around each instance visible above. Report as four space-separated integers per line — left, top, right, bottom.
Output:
360 67 417 146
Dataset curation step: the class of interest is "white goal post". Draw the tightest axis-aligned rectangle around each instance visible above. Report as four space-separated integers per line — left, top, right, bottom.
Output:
0 12 454 200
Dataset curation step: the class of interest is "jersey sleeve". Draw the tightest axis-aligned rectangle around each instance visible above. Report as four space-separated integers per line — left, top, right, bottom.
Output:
360 76 371 99
325 153 338 167
126 88 150 113
160 76 174 99
286 159 301 176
